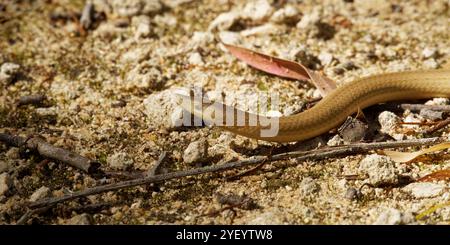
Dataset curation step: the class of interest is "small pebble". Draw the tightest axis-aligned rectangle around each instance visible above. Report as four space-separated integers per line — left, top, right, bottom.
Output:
419 109 443 120
345 188 359 200
29 186 50 202
378 111 402 139
318 52 333 66
422 47 437 59
132 15 152 39
187 52 204 65
359 154 399 186
0 62 20 84
373 208 403 225
270 5 300 24
218 31 241 45
183 139 208 164
208 11 239 31
107 152 134 170
403 182 445 198
327 135 344 146
240 23 279 37
0 173 11 196
241 0 274 23
299 177 319 196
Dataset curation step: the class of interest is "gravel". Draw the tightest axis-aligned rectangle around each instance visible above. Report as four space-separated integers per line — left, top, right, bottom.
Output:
107 152 134 170
358 154 399 186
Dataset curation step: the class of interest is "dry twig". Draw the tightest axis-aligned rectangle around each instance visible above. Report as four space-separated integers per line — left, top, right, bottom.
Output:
0 133 100 174
29 137 443 209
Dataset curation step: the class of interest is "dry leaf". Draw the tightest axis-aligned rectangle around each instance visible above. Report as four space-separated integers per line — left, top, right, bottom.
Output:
418 169 450 182
383 142 450 163
223 43 336 97
415 201 450 220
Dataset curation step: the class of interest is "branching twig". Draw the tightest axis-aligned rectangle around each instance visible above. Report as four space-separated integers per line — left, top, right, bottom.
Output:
424 117 450 134
16 206 52 225
29 137 444 209
0 133 100 174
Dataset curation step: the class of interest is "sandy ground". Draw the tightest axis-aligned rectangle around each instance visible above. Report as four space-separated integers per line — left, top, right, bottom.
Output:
0 0 449 224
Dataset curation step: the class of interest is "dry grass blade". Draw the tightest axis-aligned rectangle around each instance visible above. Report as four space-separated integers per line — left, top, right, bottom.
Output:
223 44 336 97
383 142 450 163
415 202 450 221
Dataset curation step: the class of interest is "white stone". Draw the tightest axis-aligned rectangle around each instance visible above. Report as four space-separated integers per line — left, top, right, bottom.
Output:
132 15 151 39
107 152 134 170
378 111 402 139
299 177 319 196
241 0 274 23
36 107 57 117
240 23 279 37
0 62 20 84
359 154 398 185
403 182 446 198
29 186 50 202
327 134 344 146
183 139 208 164
125 60 162 89
425 98 449 106
373 208 402 225
318 52 333 66
188 52 204 65
208 11 239 31
422 47 437 59
189 31 214 49
154 14 177 27
143 88 187 129
296 10 320 29
218 31 241 45
270 5 300 24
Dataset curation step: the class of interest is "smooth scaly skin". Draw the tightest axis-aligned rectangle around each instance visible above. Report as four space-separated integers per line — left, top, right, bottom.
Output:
214 69 450 142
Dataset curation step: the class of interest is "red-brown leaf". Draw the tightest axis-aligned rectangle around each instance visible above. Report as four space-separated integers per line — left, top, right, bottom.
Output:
224 43 336 97
418 169 450 182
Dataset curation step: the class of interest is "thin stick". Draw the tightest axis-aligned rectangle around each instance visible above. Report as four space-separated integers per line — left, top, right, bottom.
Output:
16 206 52 225
147 151 167 177
424 117 450 134
376 103 450 112
0 133 100 174
29 137 443 209
17 94 46 106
